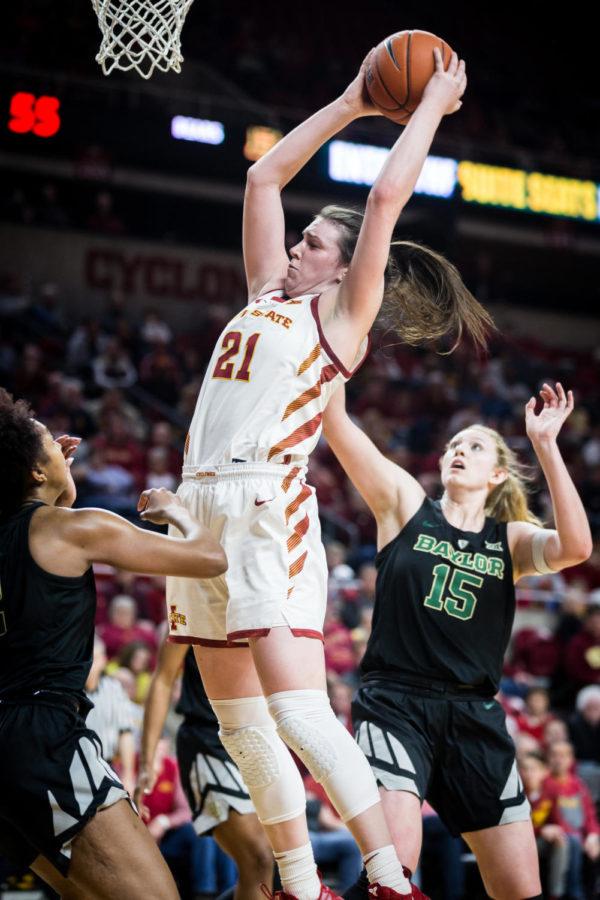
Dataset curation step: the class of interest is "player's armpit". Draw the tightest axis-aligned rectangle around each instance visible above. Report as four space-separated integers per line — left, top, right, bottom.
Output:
63 508 227 578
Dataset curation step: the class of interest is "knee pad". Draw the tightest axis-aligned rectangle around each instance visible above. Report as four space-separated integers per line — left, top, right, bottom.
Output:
210 695 305 826
268 689 380 823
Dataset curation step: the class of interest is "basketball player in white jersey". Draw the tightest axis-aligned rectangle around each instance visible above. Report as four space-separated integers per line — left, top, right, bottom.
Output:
159 48 484 900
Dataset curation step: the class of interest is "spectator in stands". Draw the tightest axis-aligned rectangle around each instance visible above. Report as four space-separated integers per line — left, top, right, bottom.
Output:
564 605 600 690
100 290 129 336
569 685 600 805
29 281 66 338
37 182 70 229
543 718 570 750
73 446 136 514
99 595 156 661
141 308 173 347
328 677 353 733
12 343 47 405
145 447 178 492
515 687 555 743
66 317 109 376
147 421 182 475
85 636 136 794
116 640 155 705
92 337 137 390
138 340 182 405
514 731 543 762
580 466 600 536
46 377 95 438
543 741 600 898
520 752 571 900
89 387 146 441
569 685 600 765
355 562 377 607
325 541 354 581
177 379 203 421
92 411 146 488
105 569 166 627
324 602 354 678
3 186 35 225
347 627 369 687
140 738 218 898
87 190 125 234
111 667 144 739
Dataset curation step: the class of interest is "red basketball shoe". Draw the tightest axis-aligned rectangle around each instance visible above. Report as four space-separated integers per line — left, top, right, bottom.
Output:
261 878 342 899
367 882 430 900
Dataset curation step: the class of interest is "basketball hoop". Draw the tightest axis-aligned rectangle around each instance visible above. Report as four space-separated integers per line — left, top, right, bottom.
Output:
91 0 195 80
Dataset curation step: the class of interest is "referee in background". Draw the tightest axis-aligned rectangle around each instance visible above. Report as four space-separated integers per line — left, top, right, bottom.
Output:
85 635 136 796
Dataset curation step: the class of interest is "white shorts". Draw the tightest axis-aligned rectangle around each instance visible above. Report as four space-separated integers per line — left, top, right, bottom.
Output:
166 462 328 646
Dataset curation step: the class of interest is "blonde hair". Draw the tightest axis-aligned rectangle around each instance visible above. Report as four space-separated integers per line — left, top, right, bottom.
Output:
461 424 543 526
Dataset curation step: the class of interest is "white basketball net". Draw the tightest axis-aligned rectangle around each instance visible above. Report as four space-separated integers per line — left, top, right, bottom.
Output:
91 0 195 80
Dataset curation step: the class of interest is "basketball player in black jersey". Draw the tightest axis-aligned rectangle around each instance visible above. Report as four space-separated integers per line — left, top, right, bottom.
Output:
0 389 227 899
136 639 274 899
322 381 591 900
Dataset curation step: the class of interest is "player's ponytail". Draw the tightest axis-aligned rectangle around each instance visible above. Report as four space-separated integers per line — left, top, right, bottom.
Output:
475 425 543 526
383 241 494 352
319 205 494 352
0 388 46 519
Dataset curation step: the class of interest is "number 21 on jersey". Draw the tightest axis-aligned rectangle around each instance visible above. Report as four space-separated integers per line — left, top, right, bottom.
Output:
212 332 261 382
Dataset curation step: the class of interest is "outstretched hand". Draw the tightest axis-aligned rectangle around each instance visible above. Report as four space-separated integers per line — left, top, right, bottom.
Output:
421 49 467 116
525 382 574 444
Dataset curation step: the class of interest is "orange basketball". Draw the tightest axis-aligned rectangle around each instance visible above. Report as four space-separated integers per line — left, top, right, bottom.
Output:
365 30 453 125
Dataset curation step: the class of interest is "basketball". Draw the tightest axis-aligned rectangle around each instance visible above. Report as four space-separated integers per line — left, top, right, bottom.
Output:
365 30 453 125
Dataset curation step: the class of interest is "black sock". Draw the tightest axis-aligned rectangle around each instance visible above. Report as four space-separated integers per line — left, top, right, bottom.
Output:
342 868 369 899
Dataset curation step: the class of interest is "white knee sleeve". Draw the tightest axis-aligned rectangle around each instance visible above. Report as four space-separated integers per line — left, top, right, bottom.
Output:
268 689 380 823
210 695 306 826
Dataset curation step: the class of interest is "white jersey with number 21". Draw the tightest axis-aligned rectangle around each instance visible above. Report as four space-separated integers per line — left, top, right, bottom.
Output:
184 290 370 467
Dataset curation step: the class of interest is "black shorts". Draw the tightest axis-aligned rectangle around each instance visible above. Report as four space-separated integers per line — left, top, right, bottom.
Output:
0 695 129 876
176 718 254 836
352 678 530 836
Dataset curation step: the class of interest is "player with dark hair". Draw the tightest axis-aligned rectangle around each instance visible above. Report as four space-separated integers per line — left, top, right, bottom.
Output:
0 388 227 899
168 48 478 900
322 382 592 900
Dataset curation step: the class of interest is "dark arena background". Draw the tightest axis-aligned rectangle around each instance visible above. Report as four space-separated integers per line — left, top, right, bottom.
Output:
0 3 599 898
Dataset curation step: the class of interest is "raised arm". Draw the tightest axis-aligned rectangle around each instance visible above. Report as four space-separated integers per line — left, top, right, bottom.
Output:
509 383 593 580
135 638 187 806
243 58 377 300
323 384 424 541
321 50 466 357
64 488 227 578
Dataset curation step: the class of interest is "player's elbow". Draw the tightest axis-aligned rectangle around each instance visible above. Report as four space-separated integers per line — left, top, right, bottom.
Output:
367 182 405 215
554 540 592 570
203 546 228 578
246 162 278 189
571 536 593 565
